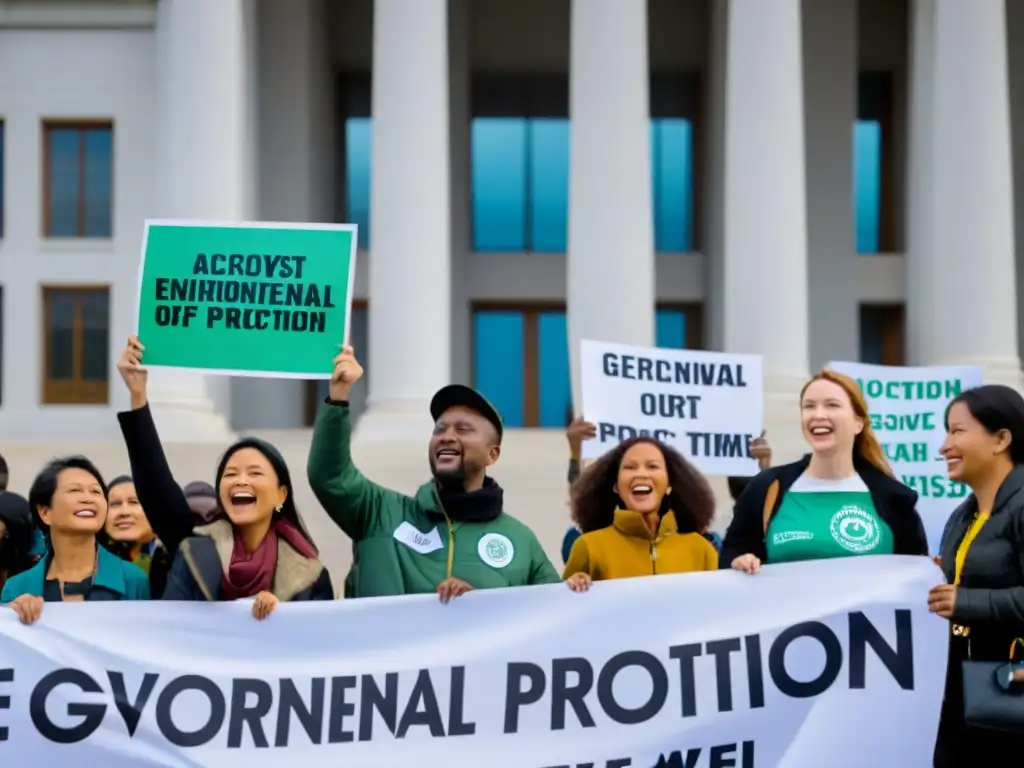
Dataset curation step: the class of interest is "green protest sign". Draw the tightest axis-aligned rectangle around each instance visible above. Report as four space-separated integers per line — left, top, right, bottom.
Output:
135 220 357 377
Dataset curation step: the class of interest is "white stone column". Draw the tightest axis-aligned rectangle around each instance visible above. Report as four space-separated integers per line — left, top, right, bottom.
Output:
360 0 451 441
567 0 654 409
909 0 1023 389
722 0 810 461
150 0 243 441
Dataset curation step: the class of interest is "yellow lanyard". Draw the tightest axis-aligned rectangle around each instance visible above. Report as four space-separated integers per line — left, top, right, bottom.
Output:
955 511 989 586
952 511 989 639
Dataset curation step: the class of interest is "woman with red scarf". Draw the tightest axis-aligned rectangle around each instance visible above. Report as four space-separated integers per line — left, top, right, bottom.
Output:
116 337 332 615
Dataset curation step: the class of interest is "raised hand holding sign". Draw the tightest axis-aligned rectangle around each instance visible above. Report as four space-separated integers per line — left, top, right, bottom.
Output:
329 345 363 401
117 335 148 409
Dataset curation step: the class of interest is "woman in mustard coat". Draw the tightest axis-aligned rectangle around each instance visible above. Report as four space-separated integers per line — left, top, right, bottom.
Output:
564 437 718 590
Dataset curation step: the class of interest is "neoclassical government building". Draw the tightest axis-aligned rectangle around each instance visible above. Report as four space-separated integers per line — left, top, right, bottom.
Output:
0 0 1021 445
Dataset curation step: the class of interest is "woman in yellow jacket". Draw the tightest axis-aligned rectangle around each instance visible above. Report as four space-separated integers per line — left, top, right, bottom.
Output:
564 436 718 591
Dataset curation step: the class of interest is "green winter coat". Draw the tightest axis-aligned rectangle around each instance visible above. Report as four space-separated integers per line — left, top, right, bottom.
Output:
308 402 561 597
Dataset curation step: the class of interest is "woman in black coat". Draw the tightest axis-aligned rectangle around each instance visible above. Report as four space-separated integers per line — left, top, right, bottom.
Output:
930 385 1024 765
116 336 333 616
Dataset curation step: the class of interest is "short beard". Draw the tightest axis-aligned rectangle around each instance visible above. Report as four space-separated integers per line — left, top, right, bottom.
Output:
431 462 466 488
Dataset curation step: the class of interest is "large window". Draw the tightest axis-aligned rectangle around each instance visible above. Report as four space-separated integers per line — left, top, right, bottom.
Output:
42 286 110 405
472 304 702 427
341 76 371 250
43 121 113 238
859 304 905 366
855 72 894 254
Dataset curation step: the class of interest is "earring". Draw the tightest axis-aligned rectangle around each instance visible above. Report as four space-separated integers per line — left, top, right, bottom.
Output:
274 505 283 514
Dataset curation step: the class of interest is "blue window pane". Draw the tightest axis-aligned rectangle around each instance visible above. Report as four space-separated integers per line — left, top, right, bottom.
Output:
346 118 372 250
656 309 686 349
538 311 571 427
854 121 881 254
83 128 112 238
528 120 569 252
472 119 527 251
651 120 694 252
473 311 525 427
48 129 81 237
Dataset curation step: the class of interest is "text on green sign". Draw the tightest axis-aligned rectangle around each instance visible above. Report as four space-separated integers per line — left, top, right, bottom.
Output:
152 253 337 333
857 378 962 401
882 442 929 463
869 411 937 432
901 475 968 499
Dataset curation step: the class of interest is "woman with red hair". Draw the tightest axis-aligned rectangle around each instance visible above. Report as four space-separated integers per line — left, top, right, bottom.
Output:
722 369 928 573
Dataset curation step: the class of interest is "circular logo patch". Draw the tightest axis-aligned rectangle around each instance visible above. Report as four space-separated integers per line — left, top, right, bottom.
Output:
829 506 880 553
477 533 514 568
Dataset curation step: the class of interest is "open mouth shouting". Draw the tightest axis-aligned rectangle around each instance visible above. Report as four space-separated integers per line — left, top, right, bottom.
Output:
230 491 257 507
73 508 98 520
434 445 461 469
626 482 658 508
808 423 834 441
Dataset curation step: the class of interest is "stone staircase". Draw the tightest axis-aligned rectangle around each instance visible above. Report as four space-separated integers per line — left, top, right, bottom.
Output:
0 429 735 593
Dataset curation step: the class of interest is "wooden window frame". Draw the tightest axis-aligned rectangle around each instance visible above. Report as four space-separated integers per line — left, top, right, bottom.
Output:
304 298 367 425
859 303 906 367
41 119 114 239
41 285 111 405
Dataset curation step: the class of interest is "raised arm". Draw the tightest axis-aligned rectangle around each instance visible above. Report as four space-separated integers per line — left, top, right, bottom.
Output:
307 346 395 541
115 336 196 551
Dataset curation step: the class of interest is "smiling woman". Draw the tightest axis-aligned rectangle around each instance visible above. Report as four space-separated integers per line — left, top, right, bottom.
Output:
98 475 172 598
1 456 150 623
720 369 928 576
110 336 334 615
562 437 718 590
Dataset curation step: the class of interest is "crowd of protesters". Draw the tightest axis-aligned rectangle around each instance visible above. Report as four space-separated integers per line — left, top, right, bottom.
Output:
0 337 1022 765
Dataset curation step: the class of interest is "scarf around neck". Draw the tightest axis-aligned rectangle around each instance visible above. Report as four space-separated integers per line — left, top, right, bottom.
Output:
220 516 317 600
435 476 504 523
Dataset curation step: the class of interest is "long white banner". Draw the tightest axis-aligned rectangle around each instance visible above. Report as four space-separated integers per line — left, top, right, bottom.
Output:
0 557 947 767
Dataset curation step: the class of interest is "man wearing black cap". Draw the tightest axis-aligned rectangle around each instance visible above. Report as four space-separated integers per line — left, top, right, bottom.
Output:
308 345 560 600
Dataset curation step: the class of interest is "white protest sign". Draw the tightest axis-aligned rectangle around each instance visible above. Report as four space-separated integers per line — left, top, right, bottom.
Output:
0 557 946 767
580 339 764 475
829 361 984 552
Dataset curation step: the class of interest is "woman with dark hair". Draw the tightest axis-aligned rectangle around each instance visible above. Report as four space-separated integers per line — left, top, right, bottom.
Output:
563 437 718 591
722 370 928 574
2 456 149 623
99 475 172 598
930 384 1024 765
0 492 41 594
118 337 332 618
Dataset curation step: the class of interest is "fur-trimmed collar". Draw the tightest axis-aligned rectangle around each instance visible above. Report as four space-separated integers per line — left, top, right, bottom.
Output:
191 519 324 602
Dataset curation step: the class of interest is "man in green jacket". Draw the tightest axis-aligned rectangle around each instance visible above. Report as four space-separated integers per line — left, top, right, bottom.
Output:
308 345 561 600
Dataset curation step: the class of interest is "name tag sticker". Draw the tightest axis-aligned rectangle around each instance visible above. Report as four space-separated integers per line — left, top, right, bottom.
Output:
393 522 444 555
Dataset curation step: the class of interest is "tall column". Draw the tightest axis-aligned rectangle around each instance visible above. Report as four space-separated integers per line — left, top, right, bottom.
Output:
910 0 1022 388
567 0 654 408
722 0 810 461
361 0 451 440
150 0 243 441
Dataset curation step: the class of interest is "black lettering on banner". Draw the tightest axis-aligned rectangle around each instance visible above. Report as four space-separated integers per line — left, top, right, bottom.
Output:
151 252 332 335
108 671 158 737
154 674 226 748
686 431 756 460
654 740 756 768
10 611 909 750
599 423 677 444
602 353 748 389
277 677 325 747
228 678 273 748
639 393 702 420
30 669 106 744
504 662 546 734
0 668 12 742
596 651 668 726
